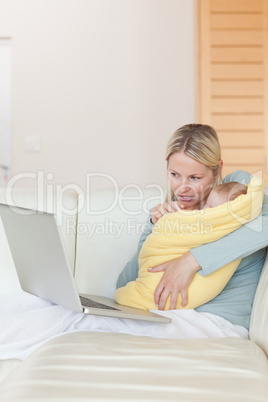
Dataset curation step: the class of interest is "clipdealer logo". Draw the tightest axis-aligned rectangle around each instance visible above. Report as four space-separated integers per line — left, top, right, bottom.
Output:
3 171 165 226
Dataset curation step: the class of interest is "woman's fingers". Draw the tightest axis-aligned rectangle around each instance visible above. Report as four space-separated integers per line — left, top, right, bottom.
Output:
155 284 187 310
158 287 173 310
165 202 178 213
152 252 201 310
151 202 178 224
150 205 163 224
154 279 165 307
169 290 180 310
180 288 188 308
150 210 162 224
171 201 185 210
154 272 178 310
156 204 173 217
148 262 166 273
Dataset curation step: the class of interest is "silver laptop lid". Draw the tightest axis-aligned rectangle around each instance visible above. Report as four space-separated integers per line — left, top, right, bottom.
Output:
0 203 83 313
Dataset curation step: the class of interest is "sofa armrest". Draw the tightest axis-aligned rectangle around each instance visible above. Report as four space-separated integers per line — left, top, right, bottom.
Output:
250 247 268 356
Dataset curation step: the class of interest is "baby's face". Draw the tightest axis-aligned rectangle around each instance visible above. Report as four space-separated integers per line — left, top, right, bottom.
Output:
203 190 228 209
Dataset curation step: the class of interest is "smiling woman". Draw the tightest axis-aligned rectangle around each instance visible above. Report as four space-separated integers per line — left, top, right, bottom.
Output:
150 124 223 224
166 124 223 206
116 123 268 332
167 152 218 209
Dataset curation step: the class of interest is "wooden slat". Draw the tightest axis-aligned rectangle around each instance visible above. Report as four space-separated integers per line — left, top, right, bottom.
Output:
221 148 265 164
212 98 263 113
198 0 268 186
211 64 263 80
211 30 263 46
217 130 263 147
212 81 263 96
264 0 268 185
212 114 263 130
211 47 263 63
211 0 262 13
222 165 264 177
198 0 211 123
211 14 263 30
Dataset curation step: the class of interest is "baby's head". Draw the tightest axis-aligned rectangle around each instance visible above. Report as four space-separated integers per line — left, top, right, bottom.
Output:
204 181 247 209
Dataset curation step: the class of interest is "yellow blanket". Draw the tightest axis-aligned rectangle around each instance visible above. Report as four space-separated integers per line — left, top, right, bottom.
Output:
115 177 264 310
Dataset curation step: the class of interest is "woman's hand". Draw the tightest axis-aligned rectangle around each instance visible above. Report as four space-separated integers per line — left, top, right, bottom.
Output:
148 251 201 310
151 201 184 224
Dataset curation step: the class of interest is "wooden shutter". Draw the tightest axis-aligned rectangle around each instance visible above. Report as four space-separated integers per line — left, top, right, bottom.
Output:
198 0 268 185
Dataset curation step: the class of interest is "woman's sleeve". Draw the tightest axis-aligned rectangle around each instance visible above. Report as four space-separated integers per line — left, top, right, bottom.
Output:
116 216 153 288
191 170 268 277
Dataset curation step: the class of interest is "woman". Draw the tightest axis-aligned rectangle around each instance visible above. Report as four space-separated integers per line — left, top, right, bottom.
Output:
1 124 267 361
117 123 268 331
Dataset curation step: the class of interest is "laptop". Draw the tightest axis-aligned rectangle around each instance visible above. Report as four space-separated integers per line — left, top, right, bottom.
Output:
0 202 170 324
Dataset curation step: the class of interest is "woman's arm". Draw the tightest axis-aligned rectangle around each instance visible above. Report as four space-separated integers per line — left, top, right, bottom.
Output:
191 171 268 277
151 170 268 309
191 201 268 276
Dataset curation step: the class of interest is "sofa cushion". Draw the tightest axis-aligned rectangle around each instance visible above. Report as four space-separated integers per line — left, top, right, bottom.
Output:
0 359 21 383
75 187 164 298
249 247 268 356
0 331 267 401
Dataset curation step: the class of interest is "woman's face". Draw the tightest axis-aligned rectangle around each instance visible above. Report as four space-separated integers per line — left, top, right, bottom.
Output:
167 152 218 210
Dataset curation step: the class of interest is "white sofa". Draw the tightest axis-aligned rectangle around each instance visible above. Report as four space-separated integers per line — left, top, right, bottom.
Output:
0 186 268 401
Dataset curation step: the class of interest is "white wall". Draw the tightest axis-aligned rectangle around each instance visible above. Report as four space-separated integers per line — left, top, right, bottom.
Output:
0 0 196 192
0 39 11 186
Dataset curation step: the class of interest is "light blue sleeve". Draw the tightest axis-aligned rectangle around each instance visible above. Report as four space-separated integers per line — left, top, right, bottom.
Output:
191 170 268 277
116 215 153 288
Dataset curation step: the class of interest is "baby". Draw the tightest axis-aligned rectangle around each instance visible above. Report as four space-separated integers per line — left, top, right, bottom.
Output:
114 179 258 311
203 181 247 209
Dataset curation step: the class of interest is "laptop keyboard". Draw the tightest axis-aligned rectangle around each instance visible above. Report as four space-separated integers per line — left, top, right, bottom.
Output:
79 296 120 311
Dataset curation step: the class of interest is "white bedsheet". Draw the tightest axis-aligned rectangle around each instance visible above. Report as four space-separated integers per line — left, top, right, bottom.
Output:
0 291 248 360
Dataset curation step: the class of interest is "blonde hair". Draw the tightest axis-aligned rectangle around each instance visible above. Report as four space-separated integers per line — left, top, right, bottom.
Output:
166 124 223 201
214 181 247 201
